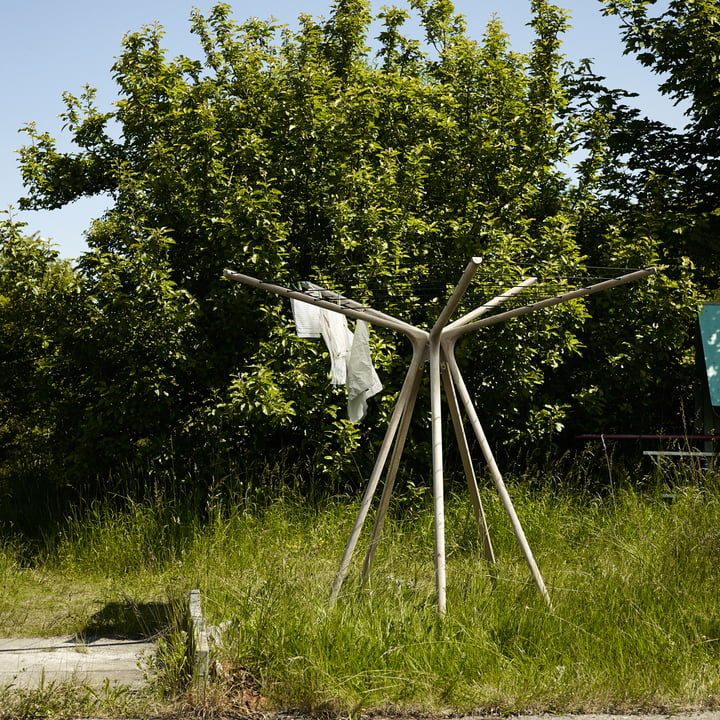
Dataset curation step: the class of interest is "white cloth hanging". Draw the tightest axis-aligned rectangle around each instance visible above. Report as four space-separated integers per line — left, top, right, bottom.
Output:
291 298 322 338
319 309 354 385
346 319 383 423
291 291 382 420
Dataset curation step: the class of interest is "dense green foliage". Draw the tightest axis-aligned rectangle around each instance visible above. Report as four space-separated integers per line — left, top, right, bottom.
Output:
1 0 717 517
565 0 720 430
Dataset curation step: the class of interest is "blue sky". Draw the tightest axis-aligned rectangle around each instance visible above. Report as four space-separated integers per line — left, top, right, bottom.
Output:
2 0 686 260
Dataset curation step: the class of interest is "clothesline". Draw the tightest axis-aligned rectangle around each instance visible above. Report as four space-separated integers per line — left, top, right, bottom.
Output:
297 265 648 294
286 266 650 420
224 262 657 615
288 271 647 320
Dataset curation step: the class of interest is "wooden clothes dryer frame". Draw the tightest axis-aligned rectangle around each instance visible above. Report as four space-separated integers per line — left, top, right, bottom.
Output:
224 259 657 615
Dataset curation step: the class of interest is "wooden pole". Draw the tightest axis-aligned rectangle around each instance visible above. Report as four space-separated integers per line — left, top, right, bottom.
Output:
446 277 538 329
429 257 482 333
223 270 422 339
444 351 551 606
361 356 426 583
429 335 446 615
426 257 483 616
328 340 427 604
440 360 495 565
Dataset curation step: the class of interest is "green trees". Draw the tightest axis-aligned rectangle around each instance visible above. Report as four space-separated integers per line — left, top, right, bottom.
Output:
0 218 83 523
557 0 720 433
1 0 706 507
0 215 199 527
595 0 720 290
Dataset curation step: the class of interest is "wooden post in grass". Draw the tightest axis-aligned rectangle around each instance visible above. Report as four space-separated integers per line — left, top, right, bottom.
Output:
189 590 209 691
224 263 657 616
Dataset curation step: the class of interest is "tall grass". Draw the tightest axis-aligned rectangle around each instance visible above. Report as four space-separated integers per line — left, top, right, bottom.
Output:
1 463 719 715
180 482 720 714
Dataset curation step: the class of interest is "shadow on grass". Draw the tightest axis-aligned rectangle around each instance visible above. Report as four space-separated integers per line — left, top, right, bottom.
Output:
77 599 173 640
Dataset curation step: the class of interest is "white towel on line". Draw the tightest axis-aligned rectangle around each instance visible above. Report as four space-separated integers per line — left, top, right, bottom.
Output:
346 319 383 422
319 308 354 385
291 298 322 338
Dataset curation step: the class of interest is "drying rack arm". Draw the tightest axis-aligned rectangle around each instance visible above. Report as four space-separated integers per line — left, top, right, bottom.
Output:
224 269 426 342
444 267 658 341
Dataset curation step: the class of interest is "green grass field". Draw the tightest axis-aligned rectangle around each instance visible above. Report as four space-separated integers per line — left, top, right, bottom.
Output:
1 462 719 717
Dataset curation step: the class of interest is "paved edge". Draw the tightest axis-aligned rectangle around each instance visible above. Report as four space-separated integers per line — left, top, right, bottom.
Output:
0 635 155 689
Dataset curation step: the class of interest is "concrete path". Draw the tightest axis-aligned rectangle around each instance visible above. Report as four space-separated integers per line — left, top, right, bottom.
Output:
0 636 155 689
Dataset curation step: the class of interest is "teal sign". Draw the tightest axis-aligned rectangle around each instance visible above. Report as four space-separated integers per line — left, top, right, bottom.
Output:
699 304 720 406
